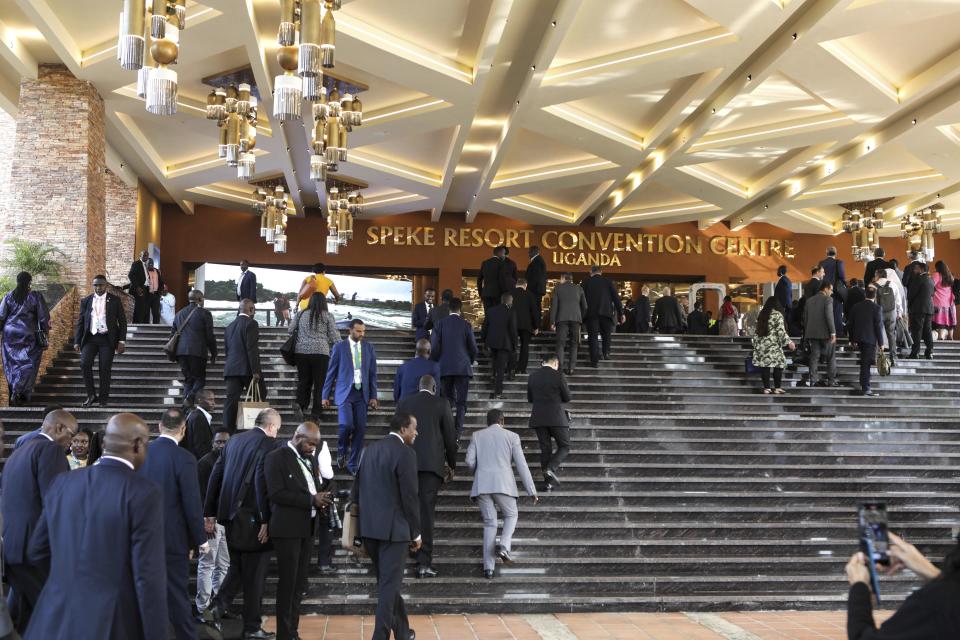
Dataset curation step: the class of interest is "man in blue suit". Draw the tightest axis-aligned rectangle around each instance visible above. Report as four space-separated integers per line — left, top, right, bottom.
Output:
393 338 441 403
139 408 208 640
204 408 281 639
430 297 478 437
1 409 76 632
237 259 257 302
847 287 886 397
12 404 63 450
774 265 792 312
323 319 378 475
411 288 435 342
24 413 167 640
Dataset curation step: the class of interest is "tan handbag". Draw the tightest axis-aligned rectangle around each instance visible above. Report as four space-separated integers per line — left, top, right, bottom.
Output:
340 502 367 557
236 381 269 430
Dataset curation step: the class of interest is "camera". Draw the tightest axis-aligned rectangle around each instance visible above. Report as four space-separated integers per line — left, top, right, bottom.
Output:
327 488 352 531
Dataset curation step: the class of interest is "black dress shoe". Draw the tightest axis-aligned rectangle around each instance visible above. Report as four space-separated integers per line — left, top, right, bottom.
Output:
98 398 109 407
407 631 416 640
924 353 933 360
545 469 561 487
318 564 337 575
483 570 495 579
243 629 276 640
416 566 438 578
496 544 514 565
82 395 98 408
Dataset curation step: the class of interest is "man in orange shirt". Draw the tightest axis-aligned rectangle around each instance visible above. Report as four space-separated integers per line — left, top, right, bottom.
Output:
298 263 341 310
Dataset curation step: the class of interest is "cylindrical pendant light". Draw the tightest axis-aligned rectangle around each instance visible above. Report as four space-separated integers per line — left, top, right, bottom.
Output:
278 0 297 46
299 0 322 77
119 0 145 70
320 2 336 68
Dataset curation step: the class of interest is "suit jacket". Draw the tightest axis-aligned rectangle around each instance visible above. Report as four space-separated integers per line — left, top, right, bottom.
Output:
511 287 538 333
128 259 148 294
635 295 651 332
527 366 571 428
482 303 517 351
139 436 206 554
845 286 866 317
351 434 420 542
652 296 684 331
197 448 221 503
1 437 69 564
431 314 478 378
774 276 793 311
181 409 214 460
393 356 442 403
525 254 547 297
500 257 518 292
803 277 822 300
237 270 257 302
819 257 846 287
74 293 127 348
550 281 587 325
25 458 167 640
412 301 433 341
223 314 261 378
803 293 836 339
848 300 884 346
13 428 42 450
398 391 457 478
466 426 536 499
425 302 449 332
204 427 275 524
171 303 216 359
323 338 378 405
846 578 960 640
908 273 936 315
863 258 890 286
686 310 709 335
902 260 926 289
583 274 623 320
264 444 318 539
477 257 504 299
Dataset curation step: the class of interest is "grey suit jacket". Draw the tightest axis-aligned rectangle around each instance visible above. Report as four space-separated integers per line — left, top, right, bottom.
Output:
803 292 835 339
549 282 587 325
466 426 537 499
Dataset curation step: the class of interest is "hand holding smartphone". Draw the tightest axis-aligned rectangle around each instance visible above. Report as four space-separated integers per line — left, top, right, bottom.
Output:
857 502 890 604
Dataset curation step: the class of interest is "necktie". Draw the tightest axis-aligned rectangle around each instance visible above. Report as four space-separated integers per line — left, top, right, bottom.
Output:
353 343 362 390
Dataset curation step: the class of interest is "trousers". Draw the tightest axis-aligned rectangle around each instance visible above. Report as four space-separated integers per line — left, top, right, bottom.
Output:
534 426 570 473
515 330 533 373
909 312 934 357
490 348 511 395
223 376 267 432
415 472 444 568
477 493 518 571
363 539 411 640
859 342 876 392
4 562 43 633
555 321 580 372
441 375 470 436
196 523 229 613
273 535 314 640
807 339 836 384
132 289 149 323
760 367 783 389
178 355 207 399
215 548 269 634
295 353 329 417
80 333 115 400
585 316 615 364
165 553 194 640
338 387 368 474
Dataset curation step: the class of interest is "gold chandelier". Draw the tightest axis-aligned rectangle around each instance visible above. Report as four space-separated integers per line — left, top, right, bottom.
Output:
841 206 885 263
901 205 942 261
204 82 260 179
119 0 185 115
324 178 364 255
252 181 291 254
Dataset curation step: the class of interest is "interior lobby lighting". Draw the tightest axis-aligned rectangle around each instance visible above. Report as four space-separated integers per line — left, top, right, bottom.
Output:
613 202 715 222
820 41 899 103
691 116 849 148
117 0 186 116
365 193 421 207
786 209 835 232
351 153 441 185
364 99 445 123
192 186 259 203
681 165 749 196
804 173 943 197
501 198 572 221
492 160 613 187
547 106 644 149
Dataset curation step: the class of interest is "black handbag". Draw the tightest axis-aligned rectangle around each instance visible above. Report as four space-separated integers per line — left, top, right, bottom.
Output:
279 311 301 366
163 305 199 362
36 319 49 350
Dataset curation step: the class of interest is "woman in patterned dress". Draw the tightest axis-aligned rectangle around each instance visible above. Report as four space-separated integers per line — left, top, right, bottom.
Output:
752 296 795 394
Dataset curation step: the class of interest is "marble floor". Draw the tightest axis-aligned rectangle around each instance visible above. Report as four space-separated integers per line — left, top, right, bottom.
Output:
262 610 894 639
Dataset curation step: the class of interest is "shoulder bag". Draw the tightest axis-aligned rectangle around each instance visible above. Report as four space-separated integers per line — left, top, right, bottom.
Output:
226 450 271 552
876 349 892 376
279 311 302 366
163 305 199 362
36 319 49 350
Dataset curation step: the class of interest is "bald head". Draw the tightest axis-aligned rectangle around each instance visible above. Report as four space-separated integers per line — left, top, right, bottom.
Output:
415 338 431 358
41 409 78 448
418 374 436 394
103 413 151 469
292 421 321 457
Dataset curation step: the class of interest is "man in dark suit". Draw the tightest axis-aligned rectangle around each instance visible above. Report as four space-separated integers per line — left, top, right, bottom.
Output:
182 388 216 459
499 246 518 294
803 282 838 387
139 408 207 640
685 301 709 334
847 287 885 397
322 319 378 475
635 286 651 333
844 279 867 326
550 273 587 375
128 249 150 323
527 355 571 490
582 266 625 367
907 263 935 359
863 247 890 287
204 408 281 639
481 292 517 400
393 338 442 403
477 247 505 311
1 409 76 632
524 246 547 328
11 405 61 450
431 297 478 437
511 278 539 374
237 259 257 302
171 289 217 399
24 413 167 640
774 265 792 312
425 289 452 332
397 375 457 578
264 422 332 640
901 250 926 290
819 246 847 336
351 413 421 640
196 430 231 620
74 275 127 407
652 287 684 333
146 259 165 324
798 265 824 333
411 288 435 342
223 299 265 433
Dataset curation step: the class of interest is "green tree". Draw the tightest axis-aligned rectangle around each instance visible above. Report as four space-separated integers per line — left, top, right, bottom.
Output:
2 239 67 286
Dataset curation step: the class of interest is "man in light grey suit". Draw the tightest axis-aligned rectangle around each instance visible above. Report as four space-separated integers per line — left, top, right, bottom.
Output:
803 281 838 387
466 409 538 579
549 273 588 375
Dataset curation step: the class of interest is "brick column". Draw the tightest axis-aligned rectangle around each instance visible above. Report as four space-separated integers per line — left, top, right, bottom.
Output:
0 110 15 223
105 169 138 286
0 65 106 295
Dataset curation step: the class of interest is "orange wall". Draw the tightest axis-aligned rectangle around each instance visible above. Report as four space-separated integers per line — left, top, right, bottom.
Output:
160 205 960 303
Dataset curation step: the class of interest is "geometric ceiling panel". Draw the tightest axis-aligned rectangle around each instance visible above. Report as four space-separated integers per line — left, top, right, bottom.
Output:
560 81 675 139
353 126 457 175
495 129 602 178
522 182 608 213
619 178 707 213
711 73 834 134
317 61 431 112
819 144 933 186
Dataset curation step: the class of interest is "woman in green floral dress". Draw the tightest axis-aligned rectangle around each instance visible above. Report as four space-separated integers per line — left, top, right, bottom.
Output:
752 296 795 394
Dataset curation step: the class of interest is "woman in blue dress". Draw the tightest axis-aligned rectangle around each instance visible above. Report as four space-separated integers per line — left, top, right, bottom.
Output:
0 272 50 406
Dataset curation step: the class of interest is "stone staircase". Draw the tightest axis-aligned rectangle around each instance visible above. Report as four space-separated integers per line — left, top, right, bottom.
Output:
1 324 959 613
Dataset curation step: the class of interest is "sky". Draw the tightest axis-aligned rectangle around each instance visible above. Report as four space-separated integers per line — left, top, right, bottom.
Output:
202 263 411 301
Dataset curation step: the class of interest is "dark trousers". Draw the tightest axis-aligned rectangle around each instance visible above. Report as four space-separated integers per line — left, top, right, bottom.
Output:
148 293 162 324
216 548 269 633
534 426 570 473
295 353 329 416
807 339 836 384
338 387 368 474
833 296 845 338
909 313 934 356
441 375 470 436
80 333 115 400
166 553 194 640
532 294 543 331
316 518 334 567
4 562 43 633
481 296 499 312
415 472 444 569
132 290 149 323
516 330 533 373
859 342 877 392
178 355 207 399
760 367 783 389
223 375 267 432
274 535 314 640
491 348 511 394
585 316 614 364
555 321 580 372
363 538 411 640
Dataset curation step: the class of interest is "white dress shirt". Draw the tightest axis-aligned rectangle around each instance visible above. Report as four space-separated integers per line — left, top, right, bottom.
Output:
97 455 135 470
288 440 318 517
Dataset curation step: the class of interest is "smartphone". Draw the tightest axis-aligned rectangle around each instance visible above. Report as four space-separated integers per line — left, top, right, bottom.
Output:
858 502 890 603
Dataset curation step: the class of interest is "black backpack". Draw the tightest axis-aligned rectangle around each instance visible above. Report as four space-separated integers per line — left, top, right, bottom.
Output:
878 283 896 313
